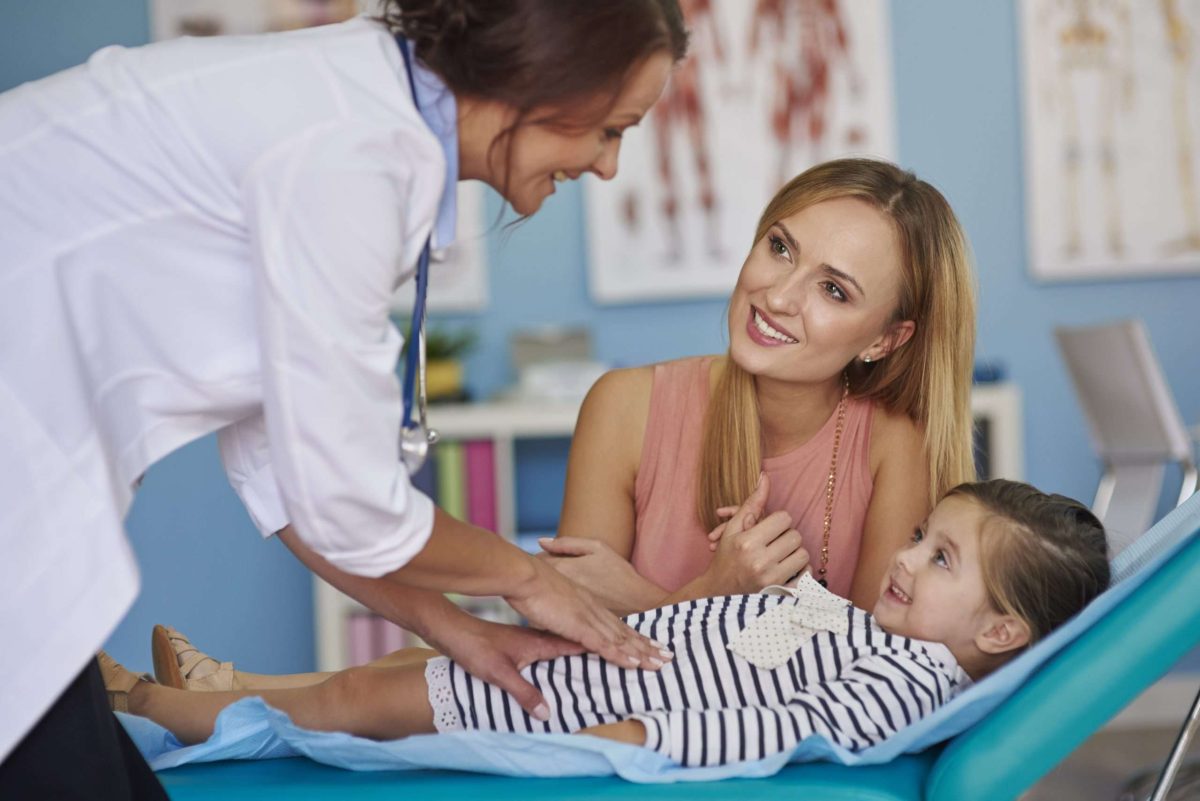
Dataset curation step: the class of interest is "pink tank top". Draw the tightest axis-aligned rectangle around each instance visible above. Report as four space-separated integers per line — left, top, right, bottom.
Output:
630 356 874 599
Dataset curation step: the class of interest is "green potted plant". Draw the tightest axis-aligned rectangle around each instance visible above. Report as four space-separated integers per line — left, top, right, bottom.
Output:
391 315 478 402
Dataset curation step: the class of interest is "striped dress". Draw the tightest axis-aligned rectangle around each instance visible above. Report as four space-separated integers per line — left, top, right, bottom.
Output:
424 592 971 767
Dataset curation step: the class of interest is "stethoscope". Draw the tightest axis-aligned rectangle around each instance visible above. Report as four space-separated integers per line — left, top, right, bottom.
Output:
396 35 439 474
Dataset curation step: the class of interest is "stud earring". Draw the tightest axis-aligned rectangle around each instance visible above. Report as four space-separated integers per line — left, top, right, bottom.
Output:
862 356 873 364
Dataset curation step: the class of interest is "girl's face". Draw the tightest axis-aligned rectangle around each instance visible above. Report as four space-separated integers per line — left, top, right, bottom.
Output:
727 197 914 388
499 52 673 216
872 496 998 657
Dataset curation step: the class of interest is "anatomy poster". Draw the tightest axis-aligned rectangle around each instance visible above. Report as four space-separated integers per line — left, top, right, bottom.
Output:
586 0 895 304
1020 0 1200 280
149 0 362 38
149 0 490 310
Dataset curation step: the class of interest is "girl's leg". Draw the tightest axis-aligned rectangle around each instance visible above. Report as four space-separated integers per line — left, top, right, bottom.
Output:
117 660 436 745
578 719 646 746
184 648 439 690
153 624 437 691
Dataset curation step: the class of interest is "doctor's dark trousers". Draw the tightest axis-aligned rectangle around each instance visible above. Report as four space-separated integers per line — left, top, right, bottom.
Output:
0 659 168 800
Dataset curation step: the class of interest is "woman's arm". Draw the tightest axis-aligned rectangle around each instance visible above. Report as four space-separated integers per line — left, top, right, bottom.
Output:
542 367 672 612
848 408 932 609
557 366 653 555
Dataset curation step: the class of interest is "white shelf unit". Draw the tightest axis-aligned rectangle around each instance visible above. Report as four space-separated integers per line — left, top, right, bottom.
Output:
971 383 1024 482
313 386 1023 671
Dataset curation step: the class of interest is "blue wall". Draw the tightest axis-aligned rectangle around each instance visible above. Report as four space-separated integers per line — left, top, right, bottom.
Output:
4 2 1198 674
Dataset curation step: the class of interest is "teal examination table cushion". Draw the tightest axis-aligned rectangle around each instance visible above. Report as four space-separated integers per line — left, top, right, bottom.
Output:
128 493 1200 799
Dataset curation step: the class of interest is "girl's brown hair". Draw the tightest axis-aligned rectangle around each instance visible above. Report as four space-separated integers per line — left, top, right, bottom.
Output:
697 158 978 529
949 479 1110 644
381 0 688 198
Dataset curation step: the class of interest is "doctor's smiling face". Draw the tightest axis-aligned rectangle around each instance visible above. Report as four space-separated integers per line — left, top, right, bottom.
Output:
486 51 673 216
727 196 916 388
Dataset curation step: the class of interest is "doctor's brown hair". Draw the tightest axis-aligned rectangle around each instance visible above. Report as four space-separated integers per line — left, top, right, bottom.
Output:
948 479 1110 645
381 0 688 195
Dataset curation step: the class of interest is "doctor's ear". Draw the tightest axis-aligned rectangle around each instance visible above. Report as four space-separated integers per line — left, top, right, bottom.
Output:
976 614 1031 656
860 319 916 363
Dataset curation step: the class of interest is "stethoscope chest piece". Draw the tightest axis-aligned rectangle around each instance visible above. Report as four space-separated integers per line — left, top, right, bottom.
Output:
400 420 439 474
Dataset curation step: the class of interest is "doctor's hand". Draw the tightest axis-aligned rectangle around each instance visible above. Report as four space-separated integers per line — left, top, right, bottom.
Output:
425 615 585 722
505 557 673 671
537 536 669 616
700 474 811 594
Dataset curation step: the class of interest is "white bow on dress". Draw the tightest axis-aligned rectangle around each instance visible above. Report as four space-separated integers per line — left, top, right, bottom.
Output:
726 573 851 669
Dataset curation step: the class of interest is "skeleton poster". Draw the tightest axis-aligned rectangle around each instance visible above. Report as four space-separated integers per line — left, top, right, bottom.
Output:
586 0 896 304
1020 0 1200 280
148 0 490 310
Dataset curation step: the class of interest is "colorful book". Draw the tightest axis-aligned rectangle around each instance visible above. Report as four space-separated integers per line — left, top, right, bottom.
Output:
464 439 497 532
409 449 438 503
436 440 466 519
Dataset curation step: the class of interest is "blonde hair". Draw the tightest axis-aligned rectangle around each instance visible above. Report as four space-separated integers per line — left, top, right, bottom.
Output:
697 158 978 529
948 480 1110 645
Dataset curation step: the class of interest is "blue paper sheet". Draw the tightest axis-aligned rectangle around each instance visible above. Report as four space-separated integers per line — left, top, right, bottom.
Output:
120 494 1200 782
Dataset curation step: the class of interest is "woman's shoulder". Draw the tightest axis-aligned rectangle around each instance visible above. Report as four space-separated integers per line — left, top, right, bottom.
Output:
588 356 717 404
576 365 655 438
588 364 655 400
868 402 925 470
578 356 720 443
654 354 722 391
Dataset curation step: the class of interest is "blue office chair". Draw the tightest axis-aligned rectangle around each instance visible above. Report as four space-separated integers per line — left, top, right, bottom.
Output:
1055 319 1198 553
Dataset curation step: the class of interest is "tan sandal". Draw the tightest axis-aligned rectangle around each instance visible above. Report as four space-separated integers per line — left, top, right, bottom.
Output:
151 624 236 691
96 651 153 713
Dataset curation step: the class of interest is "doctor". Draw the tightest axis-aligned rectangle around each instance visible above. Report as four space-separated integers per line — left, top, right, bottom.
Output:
0 0 687 796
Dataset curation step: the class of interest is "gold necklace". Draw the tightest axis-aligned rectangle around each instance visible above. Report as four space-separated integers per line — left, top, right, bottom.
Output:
817 374 850 587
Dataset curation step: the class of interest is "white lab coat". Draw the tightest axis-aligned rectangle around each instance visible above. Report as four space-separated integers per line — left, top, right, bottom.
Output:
0 17 447 759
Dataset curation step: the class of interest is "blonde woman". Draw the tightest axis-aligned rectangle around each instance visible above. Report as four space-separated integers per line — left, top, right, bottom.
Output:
542 158 977 613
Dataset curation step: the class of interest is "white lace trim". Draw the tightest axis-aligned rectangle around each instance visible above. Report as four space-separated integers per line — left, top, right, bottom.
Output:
424 656 462 733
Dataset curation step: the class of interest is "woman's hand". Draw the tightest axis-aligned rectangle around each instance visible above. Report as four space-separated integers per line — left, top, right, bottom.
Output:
504 556 673 671
698 474 811 595
536 537 668 615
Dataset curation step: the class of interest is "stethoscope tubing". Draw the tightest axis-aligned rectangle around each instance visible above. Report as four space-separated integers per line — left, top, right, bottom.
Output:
396 35 438 474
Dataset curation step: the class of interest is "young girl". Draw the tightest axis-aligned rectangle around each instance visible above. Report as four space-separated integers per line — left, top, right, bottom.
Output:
101 479 1109 767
